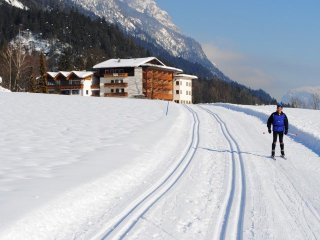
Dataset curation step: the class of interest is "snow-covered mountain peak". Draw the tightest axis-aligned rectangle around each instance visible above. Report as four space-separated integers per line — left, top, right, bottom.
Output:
63 0 227 79
121 0 179 32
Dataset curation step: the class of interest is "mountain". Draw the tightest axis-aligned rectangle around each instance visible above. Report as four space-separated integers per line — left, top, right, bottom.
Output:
282 86 320 109
0 0 276 104
59 0 231 81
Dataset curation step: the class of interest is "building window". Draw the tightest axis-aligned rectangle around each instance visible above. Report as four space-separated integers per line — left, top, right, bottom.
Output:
111 80 114 83
61 90 70 95
120 88 125 93
72 90 79 95
176 81 179 86
86 90 89 95
176 90 179 94
111 89 114 93
180 90 182 94
174 100 179 103
116 89 120 93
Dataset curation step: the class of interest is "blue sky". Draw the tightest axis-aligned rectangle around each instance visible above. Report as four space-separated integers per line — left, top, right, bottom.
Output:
157 0 320 99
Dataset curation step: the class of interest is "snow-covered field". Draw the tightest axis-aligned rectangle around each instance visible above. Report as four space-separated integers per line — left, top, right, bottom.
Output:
0 93 319 240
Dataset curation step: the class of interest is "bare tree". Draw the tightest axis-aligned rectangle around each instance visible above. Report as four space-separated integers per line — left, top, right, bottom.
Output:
0 45 14 90
11 31 29 91
0 32 31 91
290 96 304 108
311 93 320 110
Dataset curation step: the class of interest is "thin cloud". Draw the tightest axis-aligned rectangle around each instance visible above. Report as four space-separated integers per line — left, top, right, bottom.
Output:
202 42 277 92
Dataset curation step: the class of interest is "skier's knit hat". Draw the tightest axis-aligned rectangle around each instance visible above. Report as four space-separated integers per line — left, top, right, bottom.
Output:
277 102 283 108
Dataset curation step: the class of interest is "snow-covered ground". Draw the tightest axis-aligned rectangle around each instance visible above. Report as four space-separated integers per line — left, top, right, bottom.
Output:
0 86 11 92
0 94 319 240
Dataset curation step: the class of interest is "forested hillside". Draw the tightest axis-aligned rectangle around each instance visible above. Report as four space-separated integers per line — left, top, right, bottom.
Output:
0 0 276 104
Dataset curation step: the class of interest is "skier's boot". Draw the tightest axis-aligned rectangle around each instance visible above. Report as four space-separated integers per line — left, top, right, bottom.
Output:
280 143 285 157
271 143 276 158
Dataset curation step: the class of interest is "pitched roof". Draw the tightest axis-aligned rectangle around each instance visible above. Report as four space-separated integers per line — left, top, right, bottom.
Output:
59 71 71 77
71 71 94 79
93 57 165 69
174 74 198 80
47 72 59 78
141 63 183 73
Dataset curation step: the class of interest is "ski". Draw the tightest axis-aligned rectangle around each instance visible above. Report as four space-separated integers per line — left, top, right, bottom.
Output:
280 155 287 160
271 156 276 160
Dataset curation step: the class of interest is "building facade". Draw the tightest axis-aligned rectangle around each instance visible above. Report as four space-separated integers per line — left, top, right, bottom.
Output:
46 57 196 104
174 74 198 104
94 57 183 101
47 71 99 96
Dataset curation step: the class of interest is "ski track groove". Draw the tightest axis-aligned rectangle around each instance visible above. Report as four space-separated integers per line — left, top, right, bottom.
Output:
92 105 200 240
199 106 246 240
267 159 320 239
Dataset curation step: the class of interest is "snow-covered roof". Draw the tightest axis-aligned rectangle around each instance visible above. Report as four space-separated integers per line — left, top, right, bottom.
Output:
71 71 94 79
93 57 166 69
47 72 59 78
174 74 198 80
141 64 183 73
47 71 94 80
59 71 71 78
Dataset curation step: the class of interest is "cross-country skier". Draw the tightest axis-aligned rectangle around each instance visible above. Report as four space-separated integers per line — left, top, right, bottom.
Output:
267 103 289 158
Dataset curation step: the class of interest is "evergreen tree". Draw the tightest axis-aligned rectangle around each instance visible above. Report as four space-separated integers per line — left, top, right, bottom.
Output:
28 67 38 93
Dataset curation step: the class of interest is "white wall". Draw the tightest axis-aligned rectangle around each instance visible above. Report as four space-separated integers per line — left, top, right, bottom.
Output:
174 77 193 104
100 67 143 97
81 80 92 97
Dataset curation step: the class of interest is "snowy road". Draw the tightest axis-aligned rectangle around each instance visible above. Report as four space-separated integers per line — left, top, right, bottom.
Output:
1 93 320 240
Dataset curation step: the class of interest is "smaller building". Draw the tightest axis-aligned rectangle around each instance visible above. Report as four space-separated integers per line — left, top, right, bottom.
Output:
174 74 198 104
47 71 99 96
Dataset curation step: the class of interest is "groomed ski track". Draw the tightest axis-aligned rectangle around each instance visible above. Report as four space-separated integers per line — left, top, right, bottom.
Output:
108 105 320 240
92 105 200 240
94 105 248 240
200 106 246 240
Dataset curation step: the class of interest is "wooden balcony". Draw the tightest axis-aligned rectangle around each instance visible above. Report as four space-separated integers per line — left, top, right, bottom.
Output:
60 85 83 90
104 73 128 78
47 85 83 89
91 84 100 89
104 92 128 97
104 83 128 88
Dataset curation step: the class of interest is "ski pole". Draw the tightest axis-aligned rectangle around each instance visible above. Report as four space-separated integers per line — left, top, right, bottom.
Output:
288 133 298 137
262 132 298 136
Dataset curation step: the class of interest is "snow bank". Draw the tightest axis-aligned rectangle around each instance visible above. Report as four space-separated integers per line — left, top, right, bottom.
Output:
213 103 320 156
0 86 11 92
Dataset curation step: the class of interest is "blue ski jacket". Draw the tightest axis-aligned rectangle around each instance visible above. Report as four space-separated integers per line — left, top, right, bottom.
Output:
267 112 289 133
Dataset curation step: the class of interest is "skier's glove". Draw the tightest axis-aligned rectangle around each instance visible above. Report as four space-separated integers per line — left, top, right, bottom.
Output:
284 130 288 135
268 129 271 134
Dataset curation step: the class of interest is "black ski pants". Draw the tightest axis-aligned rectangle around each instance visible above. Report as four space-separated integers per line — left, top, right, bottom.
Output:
272 131 284 154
